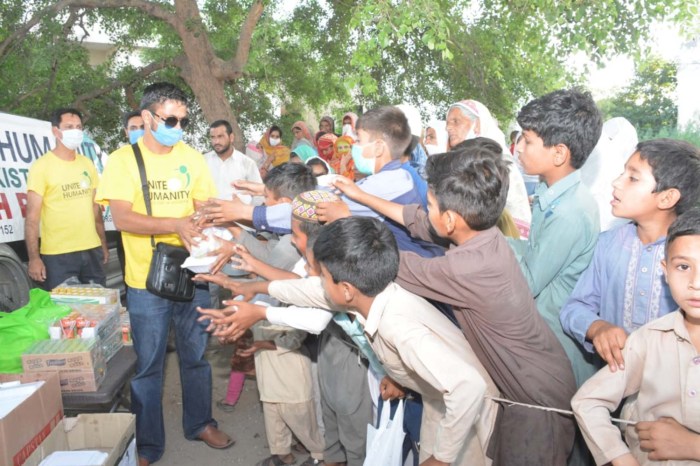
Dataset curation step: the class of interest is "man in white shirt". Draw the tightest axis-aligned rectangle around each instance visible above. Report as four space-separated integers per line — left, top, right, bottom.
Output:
204 120 263 204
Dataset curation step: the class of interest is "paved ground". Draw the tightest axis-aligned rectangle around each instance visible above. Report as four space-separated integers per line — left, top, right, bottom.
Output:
105 250 277 465
158 341 273 466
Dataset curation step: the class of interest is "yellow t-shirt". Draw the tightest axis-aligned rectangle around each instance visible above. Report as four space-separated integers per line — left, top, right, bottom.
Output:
96 141 216 289
26 151 100 255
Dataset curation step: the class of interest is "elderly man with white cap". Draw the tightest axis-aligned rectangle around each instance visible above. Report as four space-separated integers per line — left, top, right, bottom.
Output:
446 100 532 238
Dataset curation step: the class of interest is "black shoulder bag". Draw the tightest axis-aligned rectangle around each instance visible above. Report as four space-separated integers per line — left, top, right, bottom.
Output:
133 143 195 302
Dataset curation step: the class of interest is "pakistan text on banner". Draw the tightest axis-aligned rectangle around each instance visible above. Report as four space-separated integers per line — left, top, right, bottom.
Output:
0 113 115 244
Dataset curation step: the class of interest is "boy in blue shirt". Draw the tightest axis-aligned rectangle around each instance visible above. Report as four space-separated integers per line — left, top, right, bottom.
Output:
560 139 700 372
508 88 603 386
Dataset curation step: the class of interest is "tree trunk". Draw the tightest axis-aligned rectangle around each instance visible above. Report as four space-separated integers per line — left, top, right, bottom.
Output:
174 0 246 151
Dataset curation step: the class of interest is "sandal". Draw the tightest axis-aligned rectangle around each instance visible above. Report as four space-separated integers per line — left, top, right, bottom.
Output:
255 455 296 466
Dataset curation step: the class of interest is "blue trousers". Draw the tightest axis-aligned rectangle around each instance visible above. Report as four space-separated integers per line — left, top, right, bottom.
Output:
127 285 215 463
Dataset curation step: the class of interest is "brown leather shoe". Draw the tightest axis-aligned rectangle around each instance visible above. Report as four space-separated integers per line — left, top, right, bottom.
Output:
196 424 235 449
138 457 150 466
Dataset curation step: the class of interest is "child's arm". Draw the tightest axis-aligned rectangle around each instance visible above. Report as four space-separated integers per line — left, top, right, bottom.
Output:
230 243 300 281
237 340 276 358
332 176 406 225
571 332 645 466
636 418 700 461
268 276 337 310
560 234 628 371
193 273 269 301
266 306 334 334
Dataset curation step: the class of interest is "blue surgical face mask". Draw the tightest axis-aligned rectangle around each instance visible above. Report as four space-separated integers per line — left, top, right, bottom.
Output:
351 143 375 175
150 117 183 147
129 129 145 144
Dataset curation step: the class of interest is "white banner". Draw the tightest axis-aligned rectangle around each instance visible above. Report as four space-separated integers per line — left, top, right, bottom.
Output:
0 112 114 244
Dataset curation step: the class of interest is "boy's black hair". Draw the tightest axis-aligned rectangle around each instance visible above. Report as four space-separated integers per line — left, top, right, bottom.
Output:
356 106 412 160
121 110 142 129
305 158 329 175
210 120 233 135
427 137 510 230
516 88 602 169
636 139 700 215
263 163 316 200
313 217 399 297
140 82 188 111
269 125 283 138
666 207 700 257
299 220 324 248
51 108 82 127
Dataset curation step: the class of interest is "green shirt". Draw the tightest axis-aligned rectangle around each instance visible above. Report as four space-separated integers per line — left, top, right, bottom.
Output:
508 170 600 386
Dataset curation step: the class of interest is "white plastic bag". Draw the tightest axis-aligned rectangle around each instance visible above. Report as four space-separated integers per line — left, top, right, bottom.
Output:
364 397 406 466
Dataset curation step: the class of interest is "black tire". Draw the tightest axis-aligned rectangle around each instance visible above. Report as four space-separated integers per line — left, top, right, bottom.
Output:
0 244 32 312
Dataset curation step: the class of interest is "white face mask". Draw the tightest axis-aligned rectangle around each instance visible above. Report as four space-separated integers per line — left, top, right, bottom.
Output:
342 124 353 136
424 144 443 156
60 129 84 150
269 137 281 147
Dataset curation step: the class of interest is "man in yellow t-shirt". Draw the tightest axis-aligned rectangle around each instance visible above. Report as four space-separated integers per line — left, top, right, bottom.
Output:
25 108 108 290
96 82 231 466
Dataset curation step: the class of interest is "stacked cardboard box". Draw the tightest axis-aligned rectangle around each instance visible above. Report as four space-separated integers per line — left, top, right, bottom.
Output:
50 287 119 305
48 303 123 362
0 372 64 466
21 339 107 393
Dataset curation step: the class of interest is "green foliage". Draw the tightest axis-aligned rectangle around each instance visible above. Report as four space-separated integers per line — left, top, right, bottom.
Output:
636 125 700 148
0 0 695 149
598 57 678 136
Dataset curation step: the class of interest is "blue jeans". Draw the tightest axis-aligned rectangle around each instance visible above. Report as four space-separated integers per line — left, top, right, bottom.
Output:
127 285 215 463
41 246 106 290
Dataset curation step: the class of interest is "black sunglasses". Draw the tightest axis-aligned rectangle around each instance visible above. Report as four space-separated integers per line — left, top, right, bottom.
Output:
151 112 190 129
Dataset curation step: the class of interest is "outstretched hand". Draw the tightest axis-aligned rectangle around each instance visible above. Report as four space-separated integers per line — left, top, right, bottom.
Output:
197 301 268 341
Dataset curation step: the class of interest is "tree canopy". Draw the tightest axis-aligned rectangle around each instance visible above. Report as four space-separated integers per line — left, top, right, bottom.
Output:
598 56 678 135
0 0 695 150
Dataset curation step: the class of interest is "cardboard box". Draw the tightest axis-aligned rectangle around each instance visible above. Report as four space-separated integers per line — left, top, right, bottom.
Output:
22 339 105 372
50 287 119 305
42 362 107 393
49 303 120 342
23 413 136 466
0 372 64 466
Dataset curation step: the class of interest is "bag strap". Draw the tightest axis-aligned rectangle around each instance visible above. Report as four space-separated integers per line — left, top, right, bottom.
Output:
132 143 156 249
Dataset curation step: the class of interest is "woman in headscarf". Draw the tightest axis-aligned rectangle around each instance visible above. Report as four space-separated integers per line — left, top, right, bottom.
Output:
258 125 291 175
330 135 355 179
319 116 336 135
580 116 638 232
290 121 314 150
316 132 337 162
341 112 358 141
289 145 318 164
446 99 532 238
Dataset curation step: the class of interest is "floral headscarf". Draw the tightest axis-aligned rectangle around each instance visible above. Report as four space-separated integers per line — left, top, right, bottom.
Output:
316 132 338 162
291 121 314 150
331 135 355 179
